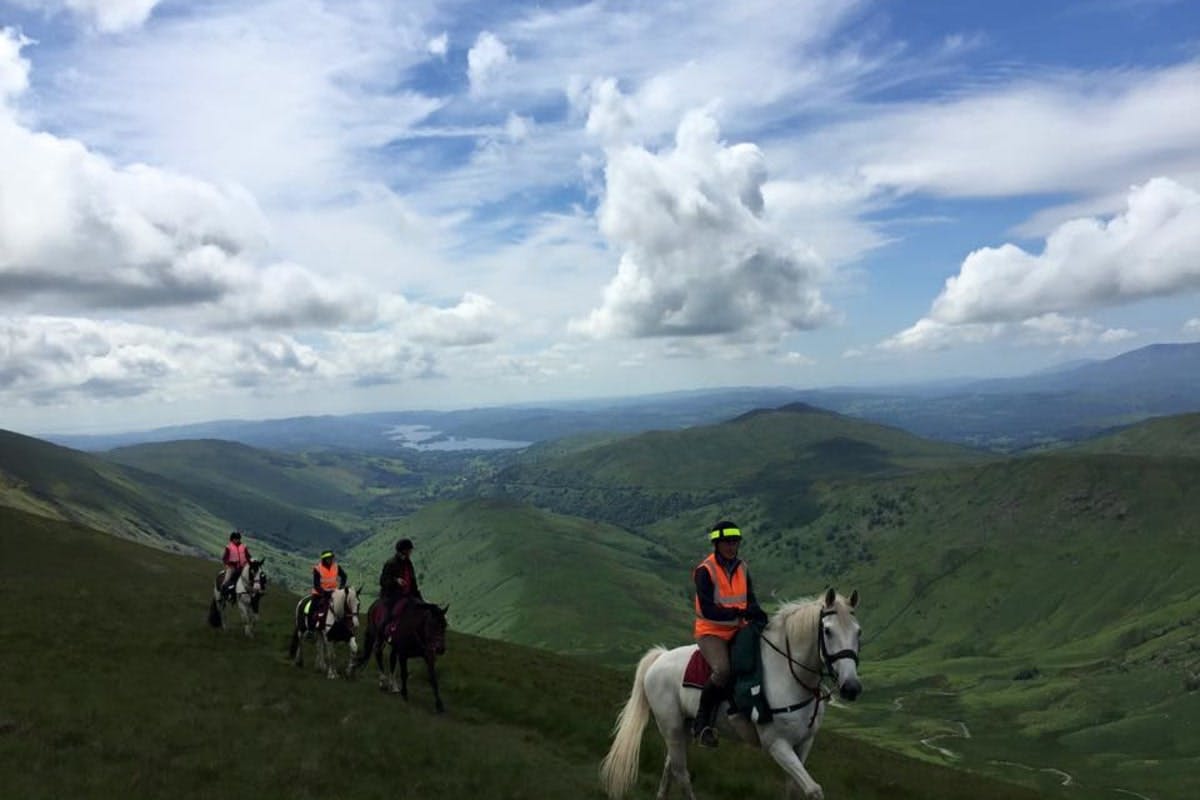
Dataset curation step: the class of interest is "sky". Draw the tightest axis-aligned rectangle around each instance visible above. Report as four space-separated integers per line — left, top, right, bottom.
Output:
1 0 1199 435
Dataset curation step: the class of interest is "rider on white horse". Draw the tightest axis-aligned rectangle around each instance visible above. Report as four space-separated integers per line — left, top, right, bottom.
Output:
220 531 251 599
311 549 348 626
692 520 768 747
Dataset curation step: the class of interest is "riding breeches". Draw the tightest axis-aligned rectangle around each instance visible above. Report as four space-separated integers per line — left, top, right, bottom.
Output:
697 635 732 688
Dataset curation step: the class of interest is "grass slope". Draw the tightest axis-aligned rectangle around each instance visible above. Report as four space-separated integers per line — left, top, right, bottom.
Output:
346 497 691 665
103 439 382 552
492 404 990 530
713 454 1200 799
0 506 1050 800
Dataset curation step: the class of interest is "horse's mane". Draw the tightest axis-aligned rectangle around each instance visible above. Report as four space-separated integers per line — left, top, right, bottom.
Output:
773 594 853 644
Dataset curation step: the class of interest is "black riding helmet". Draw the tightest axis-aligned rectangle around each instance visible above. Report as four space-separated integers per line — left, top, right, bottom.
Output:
395 538 414 553
230 531 242 542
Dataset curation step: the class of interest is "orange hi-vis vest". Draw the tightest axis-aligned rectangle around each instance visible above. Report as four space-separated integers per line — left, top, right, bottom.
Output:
693 553 749 641
314 562 339 594
224 542 248 568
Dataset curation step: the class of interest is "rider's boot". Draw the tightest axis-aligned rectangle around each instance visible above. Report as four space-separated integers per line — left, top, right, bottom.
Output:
692 684 722 748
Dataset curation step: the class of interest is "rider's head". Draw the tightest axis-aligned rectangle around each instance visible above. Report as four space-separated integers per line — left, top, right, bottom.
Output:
320 549 335 565
395 538 414 556
230 531 242 542
709 520 742 554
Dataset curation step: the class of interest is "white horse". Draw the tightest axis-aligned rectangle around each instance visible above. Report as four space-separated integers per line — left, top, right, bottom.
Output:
207 558 267 637
600 589 861 800
288 587 361 679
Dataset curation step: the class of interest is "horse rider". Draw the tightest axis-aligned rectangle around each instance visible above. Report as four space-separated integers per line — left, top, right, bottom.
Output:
378 538 423 632
692 520 768 748
220 531 251 599
311 549 348 624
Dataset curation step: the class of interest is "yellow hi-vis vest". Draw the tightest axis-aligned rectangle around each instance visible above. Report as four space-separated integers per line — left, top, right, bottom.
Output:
693 553 749 641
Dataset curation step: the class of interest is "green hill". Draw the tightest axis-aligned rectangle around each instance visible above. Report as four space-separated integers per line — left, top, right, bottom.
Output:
345 497 691 665
0 505 1051 800
0 428 230 554
103 439 382 553
491 403 990 529
1066 412 1200 460
665 453 1200 799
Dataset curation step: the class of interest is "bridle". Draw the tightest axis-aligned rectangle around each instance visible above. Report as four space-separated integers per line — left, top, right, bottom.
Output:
760 607 860 727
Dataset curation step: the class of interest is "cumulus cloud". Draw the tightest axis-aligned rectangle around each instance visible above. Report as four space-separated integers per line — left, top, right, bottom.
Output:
572 106 830 343
1185 318 1200 334
7 0 163 33
931 178 1200 324
881 178 1200 350
427 31 448 58
467 31 511 95
881 314 1137 352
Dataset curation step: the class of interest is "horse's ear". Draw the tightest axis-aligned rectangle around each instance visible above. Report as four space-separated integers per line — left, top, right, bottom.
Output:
441 604 449 615
849 589 859 609
357 585 363 596
824 587 836 608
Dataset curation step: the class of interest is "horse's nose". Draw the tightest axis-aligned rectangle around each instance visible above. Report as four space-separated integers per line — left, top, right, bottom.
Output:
840 679 862 702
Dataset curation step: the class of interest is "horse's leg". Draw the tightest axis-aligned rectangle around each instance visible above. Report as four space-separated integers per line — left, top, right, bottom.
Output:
399 657 409 700
661 731 695 800
324 638 339 679
346 632 359 677
425 654 444 713
240 596 253 637
765 735 823 800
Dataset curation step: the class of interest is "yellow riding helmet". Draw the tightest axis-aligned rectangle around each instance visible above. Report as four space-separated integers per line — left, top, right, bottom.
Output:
709 521 742 541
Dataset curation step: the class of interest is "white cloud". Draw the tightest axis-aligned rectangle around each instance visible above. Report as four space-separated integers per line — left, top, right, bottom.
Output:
427 31 448 58
572 106 831 342
467 31 512 95
0 28 30 102
880 313 1137 352
7 0 163 33
829 63 1200 197
1184 318 1200 334
930 178 1200 325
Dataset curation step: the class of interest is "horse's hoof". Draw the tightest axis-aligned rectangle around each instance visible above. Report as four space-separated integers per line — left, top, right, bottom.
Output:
435 703 445 714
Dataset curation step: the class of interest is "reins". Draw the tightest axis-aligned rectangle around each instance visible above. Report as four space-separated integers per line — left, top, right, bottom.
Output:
760 607 859 728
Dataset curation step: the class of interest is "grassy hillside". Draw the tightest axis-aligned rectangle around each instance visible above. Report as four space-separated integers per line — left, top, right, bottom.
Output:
1066 412 1200 459
0 428 230 554
491 404 990 529
0 506 1051 800
659 454 1200 799
345 497 691 665
103 439 389 552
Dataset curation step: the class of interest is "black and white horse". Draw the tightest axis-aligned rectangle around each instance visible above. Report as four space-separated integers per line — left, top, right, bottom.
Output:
208 559 266 637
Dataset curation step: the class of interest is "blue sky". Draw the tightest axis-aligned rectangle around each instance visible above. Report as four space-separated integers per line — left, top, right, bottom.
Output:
0 0 1198 434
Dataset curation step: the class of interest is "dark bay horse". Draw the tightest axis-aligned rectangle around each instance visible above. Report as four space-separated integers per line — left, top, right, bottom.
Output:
356 598 448 712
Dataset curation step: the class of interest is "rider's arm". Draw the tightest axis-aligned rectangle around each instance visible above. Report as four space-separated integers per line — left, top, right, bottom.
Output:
694 565 740 622
337 565 348 589
312 568 322 593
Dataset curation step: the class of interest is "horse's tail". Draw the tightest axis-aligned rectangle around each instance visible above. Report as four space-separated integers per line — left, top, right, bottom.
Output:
288 602 303 659
599 646 665 799
355 614 377 669
207 598 222 628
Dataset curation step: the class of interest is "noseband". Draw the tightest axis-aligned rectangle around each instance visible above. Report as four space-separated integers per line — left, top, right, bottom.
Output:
761 607 860 726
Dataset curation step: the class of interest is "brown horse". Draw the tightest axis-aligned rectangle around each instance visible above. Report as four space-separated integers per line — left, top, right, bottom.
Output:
356 598 449 712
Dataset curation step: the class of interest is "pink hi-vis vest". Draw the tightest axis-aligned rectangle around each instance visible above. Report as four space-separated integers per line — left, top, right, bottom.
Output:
225 542 249 568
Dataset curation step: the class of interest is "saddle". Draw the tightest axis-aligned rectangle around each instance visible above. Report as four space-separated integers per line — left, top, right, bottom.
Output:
681 624 771 722
302 596 330 632
373 597 422 644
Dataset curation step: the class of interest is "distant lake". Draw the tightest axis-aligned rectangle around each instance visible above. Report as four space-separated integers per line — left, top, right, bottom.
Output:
384 424 531 452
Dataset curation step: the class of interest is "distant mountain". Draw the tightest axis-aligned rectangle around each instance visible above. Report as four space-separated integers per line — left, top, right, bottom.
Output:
801 342 1200 450
43 387 813 452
